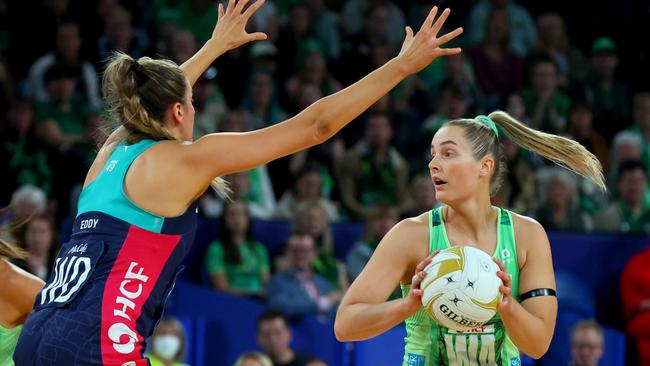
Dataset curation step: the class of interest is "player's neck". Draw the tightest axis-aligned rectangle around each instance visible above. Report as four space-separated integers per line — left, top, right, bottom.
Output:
444 198 495 239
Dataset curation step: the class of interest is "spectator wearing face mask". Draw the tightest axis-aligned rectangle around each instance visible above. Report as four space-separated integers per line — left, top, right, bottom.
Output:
148 317 189 366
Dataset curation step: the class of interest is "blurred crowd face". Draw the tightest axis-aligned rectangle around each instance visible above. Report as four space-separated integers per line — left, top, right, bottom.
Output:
289 5 311 36
151 319 184 362
365 115 392 149
8 101 34 135
257 317 291 359
219 110 248 133
614 142 641 164
506 94 526 121
619 168 646 207
250 72 273 108
25 217 53 257
592 53 618 80
224 201 250 236
170 30 197 64
438 90 468 120
296 171 322 200
295 206 328 238
545 176 572 209
412 175 437 211
287 234 317 272
537 13 565 50
56 24 81 63
105 7 133 50
370 212 397 240
47 75 76 104
485 10 509 44
365 6 390 40
571 327 603 366
569 106 594 139
531 61 559 96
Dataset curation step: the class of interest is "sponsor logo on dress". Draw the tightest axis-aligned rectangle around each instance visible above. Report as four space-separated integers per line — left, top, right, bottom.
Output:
407 353 425 366
110 262 149 354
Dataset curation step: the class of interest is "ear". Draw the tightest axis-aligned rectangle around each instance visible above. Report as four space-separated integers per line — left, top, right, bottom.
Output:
479 156 495 177
169 101 184 126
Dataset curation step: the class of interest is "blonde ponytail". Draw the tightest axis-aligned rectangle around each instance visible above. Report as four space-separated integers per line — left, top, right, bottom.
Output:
102 52 229 197
488 110 605 190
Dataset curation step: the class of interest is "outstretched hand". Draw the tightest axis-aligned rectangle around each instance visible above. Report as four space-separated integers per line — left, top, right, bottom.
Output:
397 6 463 75
210 0 267 52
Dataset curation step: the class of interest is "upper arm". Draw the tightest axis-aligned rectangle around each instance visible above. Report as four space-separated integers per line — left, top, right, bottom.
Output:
183 111 320 183
340 219 426 307
515 216 557 326
0 261 44 327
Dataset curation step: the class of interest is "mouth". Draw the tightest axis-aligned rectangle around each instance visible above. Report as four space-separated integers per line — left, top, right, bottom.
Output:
433 178 447 189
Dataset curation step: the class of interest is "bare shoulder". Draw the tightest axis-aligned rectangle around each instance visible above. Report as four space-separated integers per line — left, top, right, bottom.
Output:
382 212 431 261
509 211 551 266
510 211 547 240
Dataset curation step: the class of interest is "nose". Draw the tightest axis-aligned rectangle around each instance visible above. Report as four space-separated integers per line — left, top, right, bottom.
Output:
428 156 440 172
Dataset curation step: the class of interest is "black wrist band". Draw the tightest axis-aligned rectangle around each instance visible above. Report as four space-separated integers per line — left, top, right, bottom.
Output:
520 288 556 302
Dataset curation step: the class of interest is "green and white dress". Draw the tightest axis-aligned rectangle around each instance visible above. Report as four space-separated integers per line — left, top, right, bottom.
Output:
401 207 521 366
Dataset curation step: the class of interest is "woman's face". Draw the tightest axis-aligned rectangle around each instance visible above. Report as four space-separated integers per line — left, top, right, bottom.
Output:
224 201 250 235
429 126 490 204
25 218 53 255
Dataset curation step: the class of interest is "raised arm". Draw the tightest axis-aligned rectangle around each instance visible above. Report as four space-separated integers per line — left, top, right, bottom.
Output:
495 216 557 359
184 7 463 188
181 0 267 86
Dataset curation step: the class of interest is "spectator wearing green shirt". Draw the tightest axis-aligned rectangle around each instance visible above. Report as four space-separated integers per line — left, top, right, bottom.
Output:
521 55 571 134
35 64 94 151
594 161 650 234
206 200 270 299
625 91 650 175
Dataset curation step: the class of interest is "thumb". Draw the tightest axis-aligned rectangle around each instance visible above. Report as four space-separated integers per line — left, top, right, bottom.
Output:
247 32 268 42
405 26 414 40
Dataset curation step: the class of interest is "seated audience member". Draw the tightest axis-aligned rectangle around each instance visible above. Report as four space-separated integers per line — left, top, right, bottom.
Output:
16 213 59 280
594 161 650 233
346 204 398 281
568 319 604 366
200 170 276 220
491 137 537 215
205 201 270 299
621 243 650 366
0 185 47 242
233 352 273 366
267 233 341 319
402 174 440 219
626 91 650 175
147 317 189 366
534 167 592 232
256 310 314 366
275 163 340 222
291 202 348 291
337 112 411 219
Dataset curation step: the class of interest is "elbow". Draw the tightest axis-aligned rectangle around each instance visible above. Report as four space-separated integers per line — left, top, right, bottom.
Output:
526 339 552 360
334 318 351 342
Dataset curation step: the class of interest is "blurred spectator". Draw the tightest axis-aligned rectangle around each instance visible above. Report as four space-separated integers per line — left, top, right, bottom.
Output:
608 131 644 191
436 54 484 116
250 41 279 76
205 200 270 298
96 5 149 65
275 163 340 222
504 93 529 125
0 99 54 200
26 21 101 109
594 161 650 233
0 185 48 242
290 202 348 291
148 317 189 366
467 8 523 110
533 167 592 232
267 232 341 319
522 56 570 134
191 67 227 139
16 213 59 280
256 310 314 366
341 0 405 45
531 13 590 86
0 53 12 116
200 170 276 220
567 102 610 173
305 0 341 61
621 243 650 366
283 40 341 115
275 4 314 82
248 0 279 42
167 29 197 65
421 85 469 136
625 91 650 175
346 204 398 280
242 68 287 129
337 113 411 219
35 64 95 152
491 137 537 215
403 173 440 218
465 0 536 57
234 352 273 366
584 37 631 139
567 319 604 366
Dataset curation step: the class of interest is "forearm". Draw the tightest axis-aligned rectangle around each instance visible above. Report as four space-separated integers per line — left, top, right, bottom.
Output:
334 298 412 341
308 58 408 140
501 301 553 359
181 39 227 86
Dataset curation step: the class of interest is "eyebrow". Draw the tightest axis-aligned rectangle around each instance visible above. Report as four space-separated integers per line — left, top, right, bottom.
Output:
431 140 458 148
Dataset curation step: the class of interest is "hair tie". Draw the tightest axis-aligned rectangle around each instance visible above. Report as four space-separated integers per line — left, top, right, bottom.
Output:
475 115 499 138
130 59 148 86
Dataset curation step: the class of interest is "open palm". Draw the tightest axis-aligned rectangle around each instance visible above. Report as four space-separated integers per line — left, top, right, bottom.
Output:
212 0 267 51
